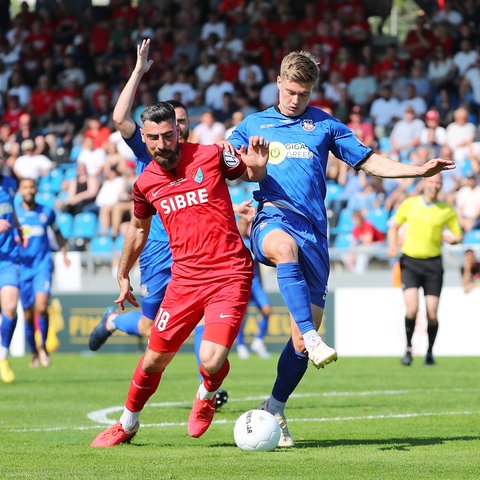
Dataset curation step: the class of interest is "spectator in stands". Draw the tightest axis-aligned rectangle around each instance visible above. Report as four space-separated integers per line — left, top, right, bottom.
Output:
373 43 407 84
344 209 385 273
201 10 226 42
389 105 425 162
190 110 226 145
403 11 435 62
259 66 278 110
169 70 196 107
399 83 428 116
419 109 447 155
461 248 480 293
195 51 217 90
369 83 401 140
205 70 235 112
225 110 244 139
57 53 86 89
455 172 480 233
347 63 378 111
346 105 374 148
7 70 31 108
13 112 47 156
13 138 54 181
83 116 111 151
76 135 106 178
427 44 456 99
57 161 100 217
452 38 478 77
459 56 480 114
445 106 476 169
29 75 57 126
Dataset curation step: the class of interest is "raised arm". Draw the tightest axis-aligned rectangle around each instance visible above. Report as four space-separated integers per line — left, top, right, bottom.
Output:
112 38 153 138
360 152 455 179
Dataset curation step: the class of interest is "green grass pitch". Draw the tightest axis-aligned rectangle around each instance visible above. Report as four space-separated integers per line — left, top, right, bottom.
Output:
1 352 479 480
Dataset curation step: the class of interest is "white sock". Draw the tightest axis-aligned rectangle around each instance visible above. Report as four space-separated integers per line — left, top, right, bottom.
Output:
303 330 321 352
267 396 286 417
197 382 216 400
120 408 140 433
0 346 8 360
106 313 118 332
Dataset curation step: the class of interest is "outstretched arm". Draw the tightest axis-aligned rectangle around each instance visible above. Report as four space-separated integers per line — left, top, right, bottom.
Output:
360 152 455 178
112 38 153 138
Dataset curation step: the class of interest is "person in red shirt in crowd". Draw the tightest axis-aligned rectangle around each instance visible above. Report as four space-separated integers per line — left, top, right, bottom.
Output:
83 116 112 150
215 48 240 84
90 101 269 447
29 75 57 125
373 43 407 83
346 105 375 148
56 79 82 113
243 25 272 67
25 18 53 58
403 12 436 62
330 46 358 84
1 94 26 135
343 7 372 56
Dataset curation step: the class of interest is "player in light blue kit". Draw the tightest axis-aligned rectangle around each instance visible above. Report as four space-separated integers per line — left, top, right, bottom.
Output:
15 178 70 368
227 50 456 447
0 173 20 383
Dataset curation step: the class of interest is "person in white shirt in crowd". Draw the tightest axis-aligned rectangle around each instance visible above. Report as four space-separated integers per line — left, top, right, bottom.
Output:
13 139 55 181
455 173 480 233
445 106 476 170
204 70 235 112
369 83 402 139
76 136 106 178
389 105 425 162
452 38 478 77
419 109 447 155
190 110 226 145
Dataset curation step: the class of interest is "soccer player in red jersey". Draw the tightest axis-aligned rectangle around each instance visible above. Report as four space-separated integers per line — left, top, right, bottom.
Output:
91 102 269 447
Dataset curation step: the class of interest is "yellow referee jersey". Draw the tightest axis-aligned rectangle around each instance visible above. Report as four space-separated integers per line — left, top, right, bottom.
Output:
394 196 462 259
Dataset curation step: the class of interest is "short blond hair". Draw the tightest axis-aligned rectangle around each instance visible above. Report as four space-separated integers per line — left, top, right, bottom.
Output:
280 51 320 86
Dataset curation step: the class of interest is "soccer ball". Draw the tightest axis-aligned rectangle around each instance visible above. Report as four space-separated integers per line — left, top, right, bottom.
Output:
233 409 281 452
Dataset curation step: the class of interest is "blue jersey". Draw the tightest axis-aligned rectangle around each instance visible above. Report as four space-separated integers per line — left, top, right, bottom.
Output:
124 124 170 244
0 175 19 262
16 202 56 277
228 106 372 235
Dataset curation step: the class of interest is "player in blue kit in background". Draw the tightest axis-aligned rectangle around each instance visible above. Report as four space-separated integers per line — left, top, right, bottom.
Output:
15 178 71 368
226 50 456 447
235 214 271 360
0 173 21 383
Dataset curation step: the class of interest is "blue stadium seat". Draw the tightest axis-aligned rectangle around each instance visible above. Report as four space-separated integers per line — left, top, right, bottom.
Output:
35 191 56 209
325 182 344 207
333 232 353 249
114 235 125 252
463 229 480 245
71 212 97 239
228 185 247 205
90 235 114 254
330 209 354 235
55 212 73 239
38 168 63 193
366 207 390 234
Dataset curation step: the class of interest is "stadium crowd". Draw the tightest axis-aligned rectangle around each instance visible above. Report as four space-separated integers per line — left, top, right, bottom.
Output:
1 0 480 262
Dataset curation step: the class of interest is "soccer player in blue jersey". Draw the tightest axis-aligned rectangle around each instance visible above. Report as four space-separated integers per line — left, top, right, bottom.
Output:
0 173 21 383
15 178 70 368
226 50 456 447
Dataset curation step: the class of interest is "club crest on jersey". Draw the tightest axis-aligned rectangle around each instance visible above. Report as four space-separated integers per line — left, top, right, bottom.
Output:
192 167 204 183
301 119 316 131
223 150 240 168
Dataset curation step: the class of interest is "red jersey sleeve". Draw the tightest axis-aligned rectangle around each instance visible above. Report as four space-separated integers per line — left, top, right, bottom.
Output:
133 181 157 219
217 145 247 180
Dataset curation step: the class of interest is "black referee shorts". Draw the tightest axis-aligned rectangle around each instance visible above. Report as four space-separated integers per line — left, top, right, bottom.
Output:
399 254 444 296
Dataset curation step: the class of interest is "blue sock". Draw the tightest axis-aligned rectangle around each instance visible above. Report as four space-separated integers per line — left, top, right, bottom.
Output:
25 321 37 353
276 262 315 335
1 314 18 348
38 315 49 347
114 310 141 336
256 314 269 339
194 324 204 381
271 338 308 403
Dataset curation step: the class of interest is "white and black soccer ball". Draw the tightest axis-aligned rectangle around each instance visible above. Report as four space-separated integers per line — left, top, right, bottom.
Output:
233 409 281 452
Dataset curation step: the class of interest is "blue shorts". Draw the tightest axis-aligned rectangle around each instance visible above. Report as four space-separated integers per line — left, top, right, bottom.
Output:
250 205 330 308
19 269 52 308
139 239 172 320
0 259 20 289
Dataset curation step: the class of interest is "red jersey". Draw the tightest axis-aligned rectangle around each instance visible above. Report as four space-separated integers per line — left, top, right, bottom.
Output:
134 143 253 284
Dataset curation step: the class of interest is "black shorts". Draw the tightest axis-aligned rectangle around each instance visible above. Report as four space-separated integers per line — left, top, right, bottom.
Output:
400 254 444 296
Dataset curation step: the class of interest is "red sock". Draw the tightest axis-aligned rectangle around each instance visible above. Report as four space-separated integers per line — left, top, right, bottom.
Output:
125 356 163 411
199 359 230 392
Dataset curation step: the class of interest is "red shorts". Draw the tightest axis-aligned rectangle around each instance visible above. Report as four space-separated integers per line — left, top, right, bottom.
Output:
148 275 252 353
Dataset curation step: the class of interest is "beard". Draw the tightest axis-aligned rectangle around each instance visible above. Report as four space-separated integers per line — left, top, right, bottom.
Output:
150 144 181 171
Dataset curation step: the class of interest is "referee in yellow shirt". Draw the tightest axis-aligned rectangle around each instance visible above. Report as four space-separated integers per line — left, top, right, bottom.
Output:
388 174 463 366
